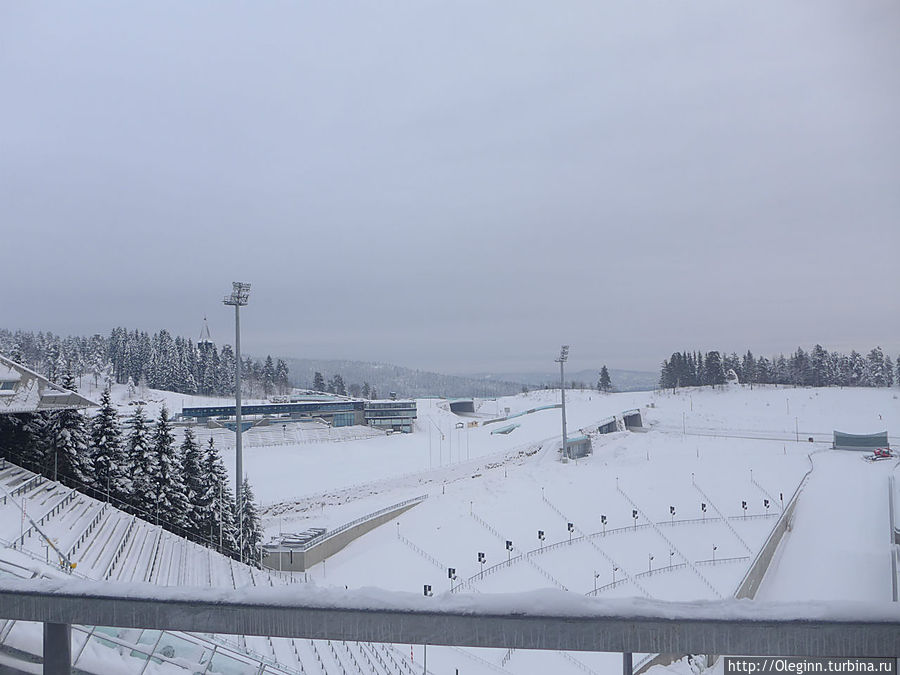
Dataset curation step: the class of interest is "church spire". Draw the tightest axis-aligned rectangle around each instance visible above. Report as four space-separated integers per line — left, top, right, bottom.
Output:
199 316 212 345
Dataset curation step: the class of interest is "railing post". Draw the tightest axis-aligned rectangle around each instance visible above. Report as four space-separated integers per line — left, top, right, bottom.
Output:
623 652 633 675
44 622 71 674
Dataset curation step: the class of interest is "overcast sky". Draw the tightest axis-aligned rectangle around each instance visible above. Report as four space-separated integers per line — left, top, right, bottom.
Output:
3 2 899 375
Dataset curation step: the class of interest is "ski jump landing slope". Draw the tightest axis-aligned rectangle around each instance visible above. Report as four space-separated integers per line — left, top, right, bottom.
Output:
757 451 894 602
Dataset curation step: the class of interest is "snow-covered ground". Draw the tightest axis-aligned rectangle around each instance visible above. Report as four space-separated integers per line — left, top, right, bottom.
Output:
49 381 899 674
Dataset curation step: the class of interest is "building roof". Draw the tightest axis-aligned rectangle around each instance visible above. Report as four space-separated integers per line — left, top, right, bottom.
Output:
0 354 97 414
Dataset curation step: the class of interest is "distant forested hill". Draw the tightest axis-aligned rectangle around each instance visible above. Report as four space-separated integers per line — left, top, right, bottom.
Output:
281 358 658 398
463 368 658 392
280 358 526 399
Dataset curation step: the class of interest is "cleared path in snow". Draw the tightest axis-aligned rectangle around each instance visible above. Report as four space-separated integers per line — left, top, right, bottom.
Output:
757 451 893 602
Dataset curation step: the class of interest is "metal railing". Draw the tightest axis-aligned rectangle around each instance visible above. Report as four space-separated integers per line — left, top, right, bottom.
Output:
1 577 897 673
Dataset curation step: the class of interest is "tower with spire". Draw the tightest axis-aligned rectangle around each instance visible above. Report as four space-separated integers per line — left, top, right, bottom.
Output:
198 317 214 353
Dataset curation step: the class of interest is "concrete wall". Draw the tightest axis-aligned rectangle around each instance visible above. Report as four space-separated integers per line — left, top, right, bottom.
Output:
265 501 422 572
733 478 804 600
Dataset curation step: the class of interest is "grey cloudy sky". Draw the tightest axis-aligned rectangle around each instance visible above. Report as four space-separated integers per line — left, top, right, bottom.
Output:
3 1 899 374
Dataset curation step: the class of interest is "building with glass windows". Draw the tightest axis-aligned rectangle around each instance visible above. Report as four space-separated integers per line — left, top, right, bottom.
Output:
363 400 417 433
180 398 417 433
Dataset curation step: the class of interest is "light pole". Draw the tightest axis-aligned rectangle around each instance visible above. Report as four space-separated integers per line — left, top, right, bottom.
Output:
556 345 569 461
224 281 251 562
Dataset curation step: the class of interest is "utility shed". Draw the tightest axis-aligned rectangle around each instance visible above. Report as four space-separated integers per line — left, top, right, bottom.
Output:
564 435 592 460
832 430 889 451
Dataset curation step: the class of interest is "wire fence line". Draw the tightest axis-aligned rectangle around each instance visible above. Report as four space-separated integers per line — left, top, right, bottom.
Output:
616 484 722 599
541 491 652 598
691 479 753 554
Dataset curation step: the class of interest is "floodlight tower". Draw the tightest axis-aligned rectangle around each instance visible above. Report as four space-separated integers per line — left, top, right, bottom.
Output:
224 281 251 558
555 345 569 461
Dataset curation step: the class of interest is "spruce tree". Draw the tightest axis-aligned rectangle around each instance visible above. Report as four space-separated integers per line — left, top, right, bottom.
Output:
239 477 262 566
703 352 725 387
0 413 44 471
313 372 325 392
90 388 128 503
198 438 237 554
180 427 204 539
741 351 756 387
263 356 276 397
126 406 154 515
274 359 290 395
150 406 189 531
44 373 94 488
598 365 612 392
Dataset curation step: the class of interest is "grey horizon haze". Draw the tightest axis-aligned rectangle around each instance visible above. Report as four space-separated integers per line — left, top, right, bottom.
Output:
2 2 898 376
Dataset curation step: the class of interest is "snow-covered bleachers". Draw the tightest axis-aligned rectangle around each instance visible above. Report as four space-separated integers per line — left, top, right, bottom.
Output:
0 458 423 674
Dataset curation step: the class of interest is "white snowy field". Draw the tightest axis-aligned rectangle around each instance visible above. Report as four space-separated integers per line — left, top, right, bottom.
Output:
240 385 899 675
64 381 899 674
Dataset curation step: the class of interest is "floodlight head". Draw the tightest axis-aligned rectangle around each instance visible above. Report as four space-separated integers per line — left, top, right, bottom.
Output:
555 345 569 363
223 281 252 306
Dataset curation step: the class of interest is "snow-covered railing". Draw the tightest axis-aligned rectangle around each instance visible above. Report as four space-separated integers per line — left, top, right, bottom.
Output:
633 562 687 579
10 473 43 497
2 578 897 657
397 531 444 572
65 503 109 560
102 516 137 580
695 556 750 567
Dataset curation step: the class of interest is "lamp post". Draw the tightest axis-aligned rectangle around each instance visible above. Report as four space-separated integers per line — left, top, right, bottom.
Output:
224 281 251 562
556 345 569 460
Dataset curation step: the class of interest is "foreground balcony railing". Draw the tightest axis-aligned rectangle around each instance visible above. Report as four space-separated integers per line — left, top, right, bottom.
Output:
0 577 898 674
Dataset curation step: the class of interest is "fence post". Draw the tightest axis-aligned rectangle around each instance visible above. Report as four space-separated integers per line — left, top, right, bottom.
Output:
44 622 71 674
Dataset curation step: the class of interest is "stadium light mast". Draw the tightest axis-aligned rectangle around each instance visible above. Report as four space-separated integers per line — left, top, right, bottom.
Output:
224 281 251 560
555 345 569 461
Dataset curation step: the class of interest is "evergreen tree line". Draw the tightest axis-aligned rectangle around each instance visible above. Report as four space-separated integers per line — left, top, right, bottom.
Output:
0 375 262 565
659 345 897 390
310 371 379 399
0 328 291 399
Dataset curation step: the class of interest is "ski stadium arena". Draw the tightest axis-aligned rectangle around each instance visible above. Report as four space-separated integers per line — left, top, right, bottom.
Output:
0 354 898 674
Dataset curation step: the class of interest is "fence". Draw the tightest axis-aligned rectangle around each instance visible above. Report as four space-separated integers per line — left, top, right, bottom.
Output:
1 577 897 675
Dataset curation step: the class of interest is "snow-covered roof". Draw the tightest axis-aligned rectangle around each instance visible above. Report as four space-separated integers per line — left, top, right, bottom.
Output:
0 355 97 414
